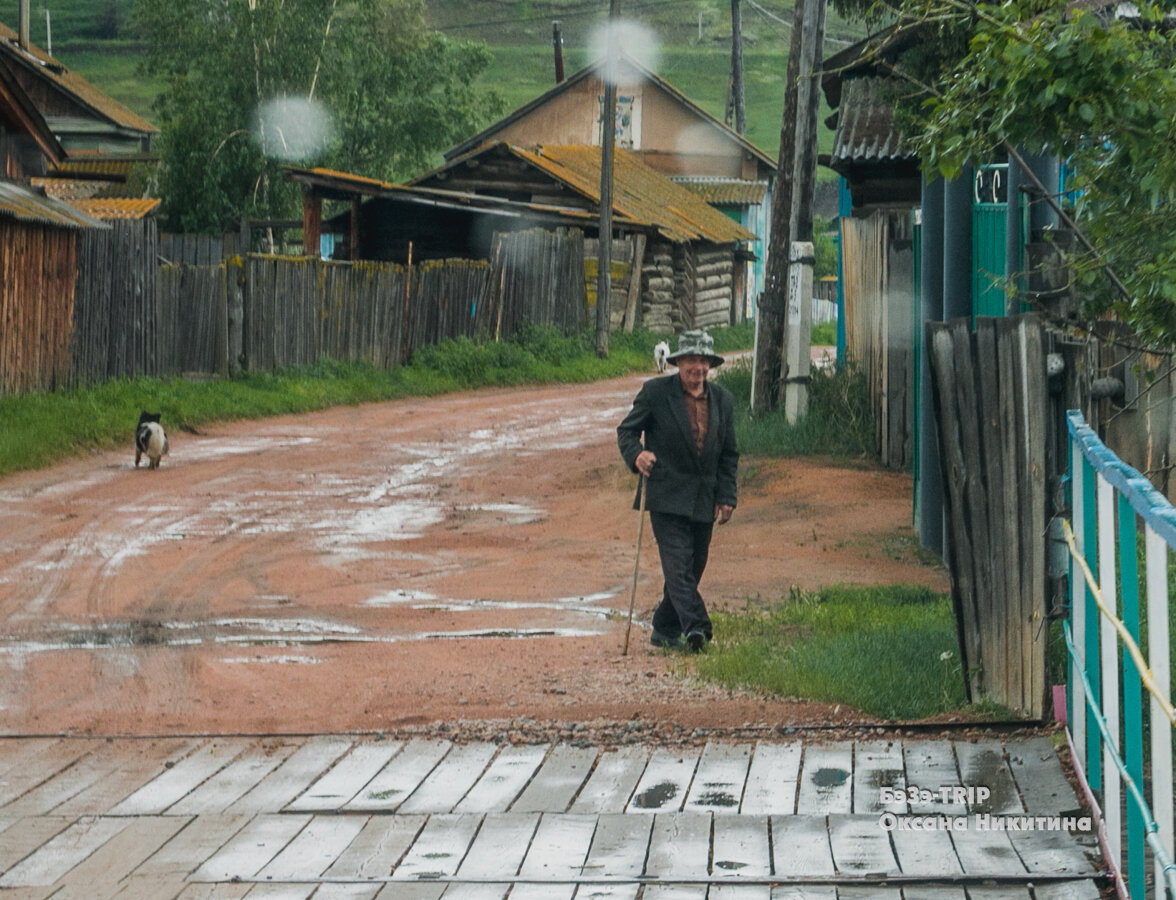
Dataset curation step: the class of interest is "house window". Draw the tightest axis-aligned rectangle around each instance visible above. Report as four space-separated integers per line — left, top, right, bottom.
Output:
598 94 637 149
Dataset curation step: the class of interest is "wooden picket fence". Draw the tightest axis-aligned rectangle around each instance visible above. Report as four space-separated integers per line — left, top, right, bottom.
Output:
925 313 1048 719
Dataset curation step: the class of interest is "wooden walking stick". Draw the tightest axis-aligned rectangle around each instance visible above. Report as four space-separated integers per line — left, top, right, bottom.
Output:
622 473 648 656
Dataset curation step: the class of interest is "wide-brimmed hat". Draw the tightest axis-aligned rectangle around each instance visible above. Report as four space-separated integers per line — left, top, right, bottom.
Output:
666 329 724 367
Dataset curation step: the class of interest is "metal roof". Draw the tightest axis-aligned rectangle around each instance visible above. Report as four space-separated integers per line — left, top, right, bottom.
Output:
828 77 914 168
670 177 769 206
65 197 161 220
0 180 109 228
423 143 757 245
0 23 157 136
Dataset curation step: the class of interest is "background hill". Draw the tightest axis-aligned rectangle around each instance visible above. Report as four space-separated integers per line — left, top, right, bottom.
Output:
12 0 865 172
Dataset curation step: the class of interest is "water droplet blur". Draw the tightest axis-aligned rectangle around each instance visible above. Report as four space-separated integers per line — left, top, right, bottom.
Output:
588 20 660 83
253 95 335 162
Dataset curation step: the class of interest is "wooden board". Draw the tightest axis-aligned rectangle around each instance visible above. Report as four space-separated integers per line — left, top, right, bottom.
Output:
389 814 481 881
1033 879 1102 899
795 743 852 815
626 748 701 814
766 887 837 899
826 814 898 875
948 825 1024 877
228 736 354 814
0 816 129 887
38 816 188 900
129 811 251 878
309 885 383 900
901 742 966 815
516 813 596 880
169 742 296 815
372 884 445 900
1005 828 1098 875
510 745 598 813
570 746 647 814
769 816 834 877
108 739 251 816
454 744 549 815
0 816 74 876
344 741 450 813
454 813 539 879
580 812 654 879
952 740 1022 814
1005 737 1079 814
711 814 770 878
255 815 369 880
683 743 750 814
888 825 963 877
324 814 427 880
740 743 800 815
639 887 706 900
1 743 130 817
644 812 712 880
397 742 497 814
191 814 312 882
51 739 199 816
0 740 98 807
851 740 906 814
502 885 574 900
286 742 404 812
901 889 966 900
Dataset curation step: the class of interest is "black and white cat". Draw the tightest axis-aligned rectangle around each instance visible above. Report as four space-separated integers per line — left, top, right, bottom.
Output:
135 411 169 470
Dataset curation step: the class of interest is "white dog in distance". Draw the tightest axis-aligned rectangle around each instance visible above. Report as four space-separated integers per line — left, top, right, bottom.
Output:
654 341 670 373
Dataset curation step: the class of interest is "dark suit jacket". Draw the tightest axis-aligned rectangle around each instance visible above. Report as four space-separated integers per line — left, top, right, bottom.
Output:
617 373 738 522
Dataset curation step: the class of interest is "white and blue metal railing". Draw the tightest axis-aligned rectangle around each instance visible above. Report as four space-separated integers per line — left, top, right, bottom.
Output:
1067 410 1176 897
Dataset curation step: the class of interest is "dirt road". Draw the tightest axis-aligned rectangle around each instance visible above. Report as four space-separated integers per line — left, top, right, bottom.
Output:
0 370 947 736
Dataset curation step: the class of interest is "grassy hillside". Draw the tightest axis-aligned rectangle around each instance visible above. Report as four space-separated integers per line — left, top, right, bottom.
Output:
27 0 859 173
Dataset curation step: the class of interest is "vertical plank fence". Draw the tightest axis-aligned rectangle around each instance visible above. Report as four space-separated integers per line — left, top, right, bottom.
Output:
1066 411 1176 898
925 313 1047 717
72 219 161 384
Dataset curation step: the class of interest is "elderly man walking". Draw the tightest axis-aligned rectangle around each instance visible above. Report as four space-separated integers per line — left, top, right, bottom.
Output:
617 329 739 652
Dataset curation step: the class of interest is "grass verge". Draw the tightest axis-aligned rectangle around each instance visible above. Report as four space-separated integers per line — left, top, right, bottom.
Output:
0 325 689 478
693 585 1005 721
716 356 875 460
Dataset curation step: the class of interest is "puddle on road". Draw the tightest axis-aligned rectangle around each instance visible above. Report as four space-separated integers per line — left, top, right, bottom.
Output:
0 616 608 659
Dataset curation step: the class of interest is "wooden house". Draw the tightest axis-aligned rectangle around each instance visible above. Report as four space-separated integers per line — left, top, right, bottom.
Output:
0 19 156 154
446 52 775 311
412 142 757 332
1 63 106 394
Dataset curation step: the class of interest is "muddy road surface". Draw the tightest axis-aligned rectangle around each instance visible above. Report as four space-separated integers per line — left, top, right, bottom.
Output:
0 370 948 736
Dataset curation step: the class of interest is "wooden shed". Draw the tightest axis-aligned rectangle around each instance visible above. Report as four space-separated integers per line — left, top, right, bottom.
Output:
412 142 757 332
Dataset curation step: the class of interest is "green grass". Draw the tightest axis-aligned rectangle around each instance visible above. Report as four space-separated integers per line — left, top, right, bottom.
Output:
694 585 978 721
715 355 875 460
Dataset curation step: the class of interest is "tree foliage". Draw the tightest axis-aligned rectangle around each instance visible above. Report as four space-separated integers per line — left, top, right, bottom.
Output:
134 0 503 234
834 0 1176 347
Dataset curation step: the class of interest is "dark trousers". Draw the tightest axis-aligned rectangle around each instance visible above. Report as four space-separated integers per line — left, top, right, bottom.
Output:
649 511 714 639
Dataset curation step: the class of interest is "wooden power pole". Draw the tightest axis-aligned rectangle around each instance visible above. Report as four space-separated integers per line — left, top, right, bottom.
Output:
751 0 827 415
727 0 746 135
596 0 621 359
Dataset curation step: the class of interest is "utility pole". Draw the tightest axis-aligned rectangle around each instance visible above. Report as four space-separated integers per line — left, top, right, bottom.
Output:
596 0 620 358
750 0 826 414
726 0 746 135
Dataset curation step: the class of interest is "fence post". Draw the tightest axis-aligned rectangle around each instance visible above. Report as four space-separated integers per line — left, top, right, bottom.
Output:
1096 472 1122 868
1070 431 1087 770
227 256 245 376
1145 523 1175 893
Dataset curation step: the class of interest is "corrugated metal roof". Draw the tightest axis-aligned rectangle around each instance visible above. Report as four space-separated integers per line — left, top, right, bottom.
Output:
0 25 157 136
508 144 757 244
671 177 769 206
829 77 914 167
49 152 158 178
31 177 106 200
0 181 109 228
65 197 160 220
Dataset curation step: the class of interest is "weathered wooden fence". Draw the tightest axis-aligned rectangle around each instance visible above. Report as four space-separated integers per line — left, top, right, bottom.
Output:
71 219 161 384
488 227 587 337
840 210 915 468
0 219 77 393
926 314 1048 719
